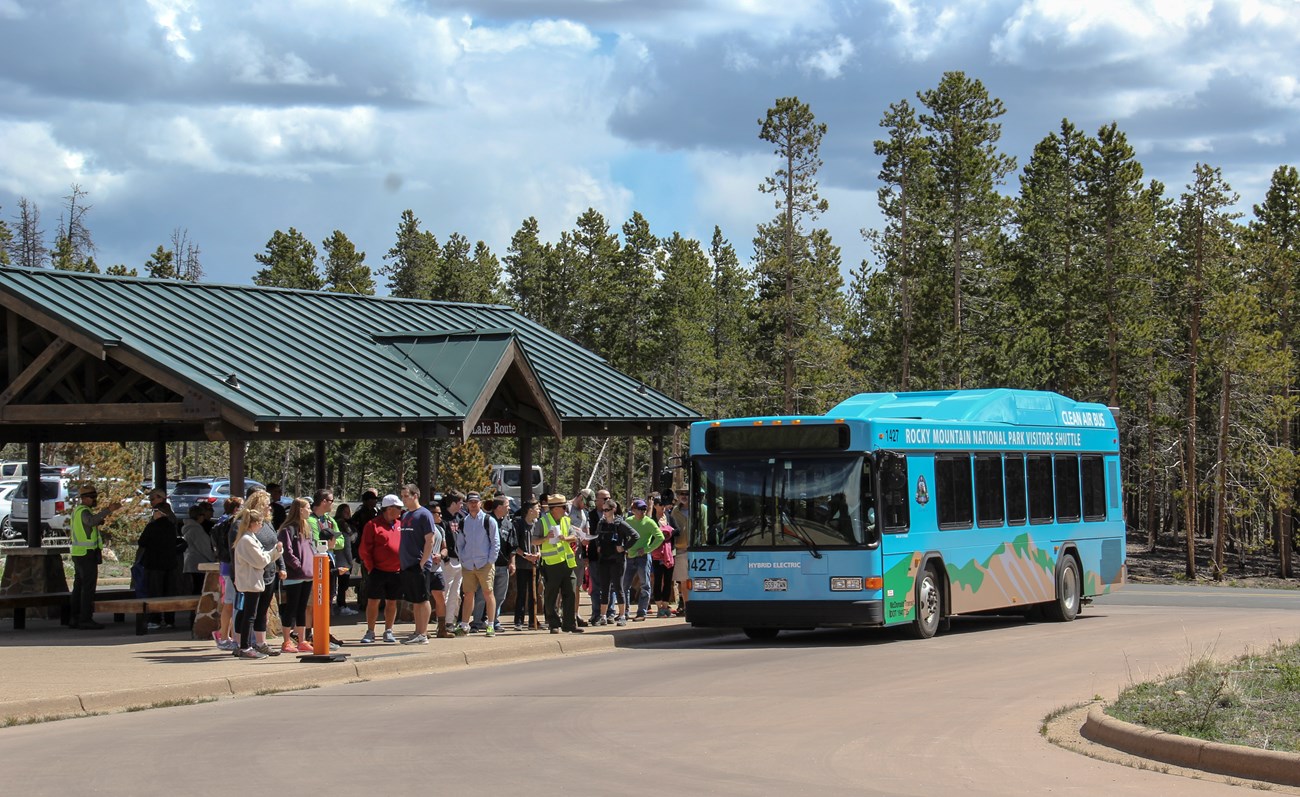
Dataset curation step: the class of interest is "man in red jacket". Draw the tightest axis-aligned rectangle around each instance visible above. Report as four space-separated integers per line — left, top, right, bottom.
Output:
358 494 403 644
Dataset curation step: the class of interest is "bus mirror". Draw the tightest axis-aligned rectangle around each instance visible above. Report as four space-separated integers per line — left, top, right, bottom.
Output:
866 507 877 529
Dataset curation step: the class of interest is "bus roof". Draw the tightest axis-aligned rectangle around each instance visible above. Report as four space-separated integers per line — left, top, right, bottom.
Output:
826 389 1115 430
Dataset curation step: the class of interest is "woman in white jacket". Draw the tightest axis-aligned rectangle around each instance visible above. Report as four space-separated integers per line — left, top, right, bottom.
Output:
232 491 284 660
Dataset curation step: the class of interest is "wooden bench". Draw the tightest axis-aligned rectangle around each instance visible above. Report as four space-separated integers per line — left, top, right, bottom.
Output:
0 592 71 629
93 595 201 636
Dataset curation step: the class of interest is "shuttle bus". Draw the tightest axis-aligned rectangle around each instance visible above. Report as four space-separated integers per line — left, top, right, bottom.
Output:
684 389 1126 639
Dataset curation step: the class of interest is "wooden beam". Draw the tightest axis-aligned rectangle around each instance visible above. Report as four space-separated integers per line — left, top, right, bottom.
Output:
0 402 194 423
6 309 18 382
0 337 69 408
24 346 84 404
0 290 108 360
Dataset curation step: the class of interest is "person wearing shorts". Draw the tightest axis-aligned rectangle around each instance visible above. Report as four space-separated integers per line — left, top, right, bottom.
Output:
671 489 690 614
359 494 403 643
452 492 499 636
397 484 436 644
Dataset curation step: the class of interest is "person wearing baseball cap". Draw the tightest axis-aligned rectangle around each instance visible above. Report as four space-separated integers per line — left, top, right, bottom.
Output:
622 498 664 622
358 494 404 644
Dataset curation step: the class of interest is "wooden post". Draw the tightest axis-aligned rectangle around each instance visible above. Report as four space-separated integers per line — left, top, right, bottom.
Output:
229 441 246 498
153 440 168 494
519 435 534 503
25 441 41 548
314 440 326 492
417 436 431 499
652 435 664 497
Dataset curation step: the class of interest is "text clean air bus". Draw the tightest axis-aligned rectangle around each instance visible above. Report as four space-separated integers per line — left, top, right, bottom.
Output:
684 389 1126 640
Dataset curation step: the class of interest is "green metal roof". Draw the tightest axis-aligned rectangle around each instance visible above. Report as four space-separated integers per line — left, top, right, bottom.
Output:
0 266 700 438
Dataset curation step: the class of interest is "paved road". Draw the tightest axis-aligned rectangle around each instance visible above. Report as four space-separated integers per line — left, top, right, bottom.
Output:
3 586 1297 796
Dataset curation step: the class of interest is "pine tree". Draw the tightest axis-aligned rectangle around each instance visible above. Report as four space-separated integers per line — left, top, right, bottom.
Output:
504 216 550 319
1175 163 1240 578
253 228 323 289
321 230 374 295
441 439 493 496
0 208 12 266
566 208 622 353
648 232 711 409
756 96 829 412
1249 164 1300 577
145 245 178 279
51 185 97 272
705 227 755 417
106 264 138 276
469 240 504 305
917 72 1016 388
381 210 439 299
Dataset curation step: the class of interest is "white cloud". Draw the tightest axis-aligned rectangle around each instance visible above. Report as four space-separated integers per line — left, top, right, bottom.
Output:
0 121 122 199
219 34 341 86
0 0 27 20
459 17 598 54
146 0 201 63
993 0 1214 66
803 35 854 79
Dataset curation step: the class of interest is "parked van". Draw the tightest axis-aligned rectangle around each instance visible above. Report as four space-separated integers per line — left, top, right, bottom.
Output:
10 478 73 539
490 465 544 501
0 462 55 481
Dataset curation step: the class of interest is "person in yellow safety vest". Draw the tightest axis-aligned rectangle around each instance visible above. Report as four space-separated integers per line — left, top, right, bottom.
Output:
69 483 121 630
531 494 582 634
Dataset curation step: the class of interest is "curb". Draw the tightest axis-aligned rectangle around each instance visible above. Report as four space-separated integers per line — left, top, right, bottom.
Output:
0 622 736 724
1081 704 1300 787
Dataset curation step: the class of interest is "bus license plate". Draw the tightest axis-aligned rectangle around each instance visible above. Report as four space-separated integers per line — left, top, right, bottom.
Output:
763 578 787 592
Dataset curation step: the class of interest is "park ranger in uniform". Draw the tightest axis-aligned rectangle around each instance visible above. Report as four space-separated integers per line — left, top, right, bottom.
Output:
69 483 120 630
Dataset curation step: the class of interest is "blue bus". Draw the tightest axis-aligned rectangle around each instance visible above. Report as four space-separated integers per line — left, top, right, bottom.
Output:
684 389 1126 640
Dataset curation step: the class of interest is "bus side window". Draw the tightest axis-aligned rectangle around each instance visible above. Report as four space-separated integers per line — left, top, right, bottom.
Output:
1027 455 1053 524
935 454 973 530
1005 455 1027 525
1055 455 1081 522
880 455 909 532
1081 456 1106 521
974 455 1004 527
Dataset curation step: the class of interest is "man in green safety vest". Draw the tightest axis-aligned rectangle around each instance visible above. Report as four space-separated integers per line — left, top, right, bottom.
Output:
69 483 121 630
531 494 583 634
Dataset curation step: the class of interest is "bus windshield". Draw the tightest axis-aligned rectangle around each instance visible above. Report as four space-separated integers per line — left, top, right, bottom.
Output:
691 455 867 549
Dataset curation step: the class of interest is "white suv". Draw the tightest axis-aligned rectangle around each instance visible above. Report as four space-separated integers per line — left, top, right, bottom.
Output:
10 478 73 540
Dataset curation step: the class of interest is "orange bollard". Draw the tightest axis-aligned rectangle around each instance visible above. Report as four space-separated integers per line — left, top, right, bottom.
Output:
312 553 330 655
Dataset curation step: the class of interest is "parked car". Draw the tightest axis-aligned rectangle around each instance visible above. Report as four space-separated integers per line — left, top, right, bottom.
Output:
10 478 74 539
168 477 266 518
0 481 20 540
0 462 53 481
490 464 544 502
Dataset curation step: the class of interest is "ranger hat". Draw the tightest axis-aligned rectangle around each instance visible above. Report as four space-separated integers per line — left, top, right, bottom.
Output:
547 494 568 508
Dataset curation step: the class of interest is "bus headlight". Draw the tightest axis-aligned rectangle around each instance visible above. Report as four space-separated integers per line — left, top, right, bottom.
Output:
830 577 864 591
692 577 723 592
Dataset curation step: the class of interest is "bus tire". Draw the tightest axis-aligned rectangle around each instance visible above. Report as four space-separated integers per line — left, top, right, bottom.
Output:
743 627 779 640
1043 555 1081 622
910 566 942 639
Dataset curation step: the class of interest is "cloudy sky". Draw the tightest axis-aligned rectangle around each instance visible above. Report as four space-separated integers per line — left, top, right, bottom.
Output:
1 0 1297 288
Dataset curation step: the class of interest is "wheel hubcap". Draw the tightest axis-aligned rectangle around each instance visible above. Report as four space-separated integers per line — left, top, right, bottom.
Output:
919 577 939 626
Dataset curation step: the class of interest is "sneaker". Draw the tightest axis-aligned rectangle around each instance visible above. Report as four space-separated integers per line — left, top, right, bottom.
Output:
359 629 376 644
296 643 315 653
217 639 239 651
339 607 358 616
382 628 396 644
239 647 267 659
454 623 468 637
255 642 280 657
514 623 524 632
484 625 495 638
281 642 298 655
212 630 224 646
594 616 608 626
493 621 503 633
401 633 429 645
147 622 162 631
633 614 647 622
616 616 627 627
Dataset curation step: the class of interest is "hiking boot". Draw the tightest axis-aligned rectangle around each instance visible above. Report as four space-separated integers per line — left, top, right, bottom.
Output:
359 629 376 644
382 628 396 643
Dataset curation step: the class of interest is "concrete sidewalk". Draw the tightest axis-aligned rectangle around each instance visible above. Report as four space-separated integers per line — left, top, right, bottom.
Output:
0 608 717 723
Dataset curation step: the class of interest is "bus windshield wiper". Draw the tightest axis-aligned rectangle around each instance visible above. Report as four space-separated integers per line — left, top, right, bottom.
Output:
779 511 822 559
725 518 769 559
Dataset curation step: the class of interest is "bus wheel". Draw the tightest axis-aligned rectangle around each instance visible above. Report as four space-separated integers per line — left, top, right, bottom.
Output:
1043 556 1080 622
743 627 779 640
910 567 942 639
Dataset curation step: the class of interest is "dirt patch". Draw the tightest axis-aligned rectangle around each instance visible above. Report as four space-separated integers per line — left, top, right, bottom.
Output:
1126 538 1299 590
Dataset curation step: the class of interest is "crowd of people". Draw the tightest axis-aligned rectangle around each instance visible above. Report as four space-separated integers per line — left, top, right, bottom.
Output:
68 477 694 658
